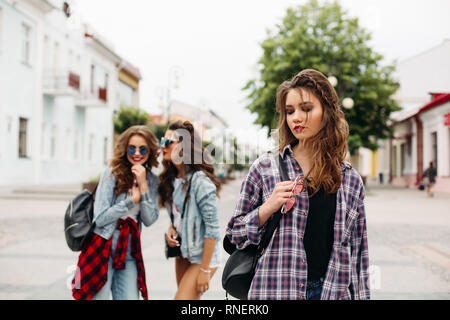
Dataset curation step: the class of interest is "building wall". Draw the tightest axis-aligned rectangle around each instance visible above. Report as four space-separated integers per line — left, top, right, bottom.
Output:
0 0 38 184
0 0 125 186
377 40 450 191
420 101 450 178
396 39 450 103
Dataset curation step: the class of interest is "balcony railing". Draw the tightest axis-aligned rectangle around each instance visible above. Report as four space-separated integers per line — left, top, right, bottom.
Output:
76 87 108 107
98 87 107 102
43 69 80 95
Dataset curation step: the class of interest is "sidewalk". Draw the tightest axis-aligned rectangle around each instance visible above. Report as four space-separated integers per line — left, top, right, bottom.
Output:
0 179 448 299
0 183 82 201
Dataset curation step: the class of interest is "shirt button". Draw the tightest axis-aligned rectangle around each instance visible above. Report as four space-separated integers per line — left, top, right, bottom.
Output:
303 211 308 216
300 283 304 288
300 295 305 300
301 258 305 263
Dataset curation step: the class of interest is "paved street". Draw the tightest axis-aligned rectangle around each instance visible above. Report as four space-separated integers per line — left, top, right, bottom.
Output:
0 176 449 300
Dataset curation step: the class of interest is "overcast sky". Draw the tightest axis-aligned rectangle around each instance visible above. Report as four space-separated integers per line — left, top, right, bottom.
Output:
74 0 450 147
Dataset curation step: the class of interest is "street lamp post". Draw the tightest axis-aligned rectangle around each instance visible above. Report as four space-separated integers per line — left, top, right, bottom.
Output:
166 65 184 122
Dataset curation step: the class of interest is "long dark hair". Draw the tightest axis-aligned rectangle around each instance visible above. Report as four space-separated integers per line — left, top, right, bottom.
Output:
276 69 349 196
158 120 221 207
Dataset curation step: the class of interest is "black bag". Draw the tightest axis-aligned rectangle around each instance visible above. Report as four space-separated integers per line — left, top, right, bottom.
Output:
64 185 97 252
164 175 193 259
222 154 289 299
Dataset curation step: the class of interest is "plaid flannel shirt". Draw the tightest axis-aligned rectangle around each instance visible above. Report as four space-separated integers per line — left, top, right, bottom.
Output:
226 144 370 300
72 218 148 300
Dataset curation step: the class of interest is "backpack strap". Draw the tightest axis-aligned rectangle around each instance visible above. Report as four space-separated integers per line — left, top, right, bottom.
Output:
256 154 289 256
180 173 194 219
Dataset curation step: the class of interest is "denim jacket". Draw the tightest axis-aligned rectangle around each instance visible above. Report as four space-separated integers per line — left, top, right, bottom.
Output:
166 170 221 259
93 166 159 240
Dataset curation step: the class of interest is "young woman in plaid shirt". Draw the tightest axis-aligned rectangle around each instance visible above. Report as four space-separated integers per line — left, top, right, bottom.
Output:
226 69 370 300
159 120 222 299
72 126 160 300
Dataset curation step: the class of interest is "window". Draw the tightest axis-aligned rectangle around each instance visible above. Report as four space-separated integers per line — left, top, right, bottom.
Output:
88 134 95 162
90 64 95 94
53 41 59 70
18 118 28 158
431 131 438 171
43 35 51 70
392 145 398 177
50 125 57 159
400 143 405 176
21 23 31 64
104 73 108 89
41 122 47 158
74 129 80 160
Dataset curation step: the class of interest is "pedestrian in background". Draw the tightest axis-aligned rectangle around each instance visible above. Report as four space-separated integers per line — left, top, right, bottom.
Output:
159 120 222 299
72 125 160 300
423 161 437 197
226 69 370 300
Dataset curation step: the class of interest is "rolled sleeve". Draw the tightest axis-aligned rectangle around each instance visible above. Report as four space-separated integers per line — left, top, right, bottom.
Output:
194 176 221 241
139 174 159 227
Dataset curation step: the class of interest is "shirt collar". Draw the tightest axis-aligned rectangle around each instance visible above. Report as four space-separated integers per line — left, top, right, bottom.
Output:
280 143 352 172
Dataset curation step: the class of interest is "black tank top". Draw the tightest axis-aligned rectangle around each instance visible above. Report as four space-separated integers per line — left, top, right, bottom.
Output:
303 186 337 281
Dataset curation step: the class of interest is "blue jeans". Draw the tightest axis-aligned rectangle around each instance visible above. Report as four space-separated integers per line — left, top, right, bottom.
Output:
92 229 139 300
306 278 324 300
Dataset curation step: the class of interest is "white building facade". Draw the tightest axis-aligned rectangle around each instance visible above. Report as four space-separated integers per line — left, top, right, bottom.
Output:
372 39 450 191
0 0 136 185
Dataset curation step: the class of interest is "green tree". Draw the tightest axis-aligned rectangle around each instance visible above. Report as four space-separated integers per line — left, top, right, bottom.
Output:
113 106 149 135
148 121 168 141
243 0 401 154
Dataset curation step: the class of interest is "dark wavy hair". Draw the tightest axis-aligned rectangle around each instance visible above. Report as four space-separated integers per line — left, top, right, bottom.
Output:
276 69 349 196
110 125 160 196
158 120 221 208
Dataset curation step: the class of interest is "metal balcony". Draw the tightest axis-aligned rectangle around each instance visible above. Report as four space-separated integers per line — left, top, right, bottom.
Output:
75 87 108 108
43 69 80 96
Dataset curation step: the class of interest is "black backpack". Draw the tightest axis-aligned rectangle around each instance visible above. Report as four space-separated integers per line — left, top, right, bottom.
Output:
222 154 288 299
64 185 97 251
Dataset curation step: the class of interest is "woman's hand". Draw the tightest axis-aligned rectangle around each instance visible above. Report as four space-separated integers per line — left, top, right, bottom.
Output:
258 181 294 227
196 268 211 295
165 224 180 248
131 180 141 204
131 164 149 193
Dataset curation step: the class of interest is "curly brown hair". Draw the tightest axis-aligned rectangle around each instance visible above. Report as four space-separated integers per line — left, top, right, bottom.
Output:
110 125 160 196
158 120 221 208
276 69 349 196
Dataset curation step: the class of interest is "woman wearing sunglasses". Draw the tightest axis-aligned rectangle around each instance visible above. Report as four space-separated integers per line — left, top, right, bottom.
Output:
158 120 222 299
72 125 160 300
226 69 370 300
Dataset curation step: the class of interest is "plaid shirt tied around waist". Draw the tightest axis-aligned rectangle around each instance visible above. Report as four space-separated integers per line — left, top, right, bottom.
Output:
226 145 370 300
72 217 148 300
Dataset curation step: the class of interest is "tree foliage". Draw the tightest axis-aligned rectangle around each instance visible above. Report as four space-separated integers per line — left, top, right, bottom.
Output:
113 106 150 135
243 0 401 154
